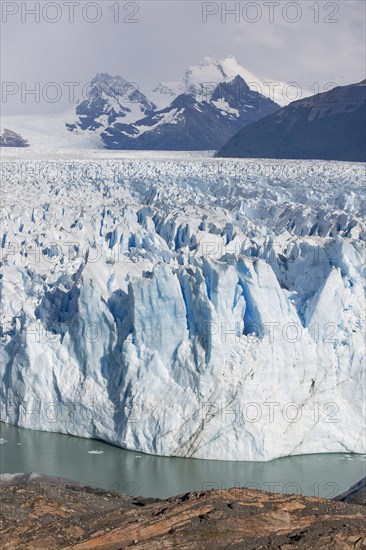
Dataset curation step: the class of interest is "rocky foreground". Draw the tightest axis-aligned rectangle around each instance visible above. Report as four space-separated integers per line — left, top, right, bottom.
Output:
0 474 365 549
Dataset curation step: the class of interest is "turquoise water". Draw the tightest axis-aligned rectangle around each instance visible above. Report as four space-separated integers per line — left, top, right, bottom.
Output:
1 423 365 499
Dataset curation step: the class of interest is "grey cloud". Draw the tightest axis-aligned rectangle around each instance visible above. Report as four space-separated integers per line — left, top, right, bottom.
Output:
1 0 365 115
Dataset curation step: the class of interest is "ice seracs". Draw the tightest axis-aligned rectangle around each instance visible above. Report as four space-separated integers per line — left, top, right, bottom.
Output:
1 155 365 460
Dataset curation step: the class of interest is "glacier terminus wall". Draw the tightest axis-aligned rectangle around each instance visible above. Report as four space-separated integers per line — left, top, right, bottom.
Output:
1 156 365 460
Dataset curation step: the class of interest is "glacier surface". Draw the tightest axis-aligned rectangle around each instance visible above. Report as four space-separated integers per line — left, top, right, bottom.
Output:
1 154 365 460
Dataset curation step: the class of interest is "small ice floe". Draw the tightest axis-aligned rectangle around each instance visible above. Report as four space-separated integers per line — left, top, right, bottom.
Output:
16 443 22 446
135 455 143 458
0 438 8 445
88 450 104 455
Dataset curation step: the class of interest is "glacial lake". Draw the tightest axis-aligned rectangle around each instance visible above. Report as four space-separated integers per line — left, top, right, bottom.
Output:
1 422 365 499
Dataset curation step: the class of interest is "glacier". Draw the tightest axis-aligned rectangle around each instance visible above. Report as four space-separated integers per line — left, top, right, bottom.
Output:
0 154 365 460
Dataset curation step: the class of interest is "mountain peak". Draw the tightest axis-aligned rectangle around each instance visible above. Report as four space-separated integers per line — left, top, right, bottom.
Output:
180 56 279 103
94 72 113 80
201 55 218 65
91 73 128 87
151 56 290 108
68 71 156 132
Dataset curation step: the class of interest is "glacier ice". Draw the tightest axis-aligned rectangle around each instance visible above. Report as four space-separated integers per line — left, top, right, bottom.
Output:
0 155 365 460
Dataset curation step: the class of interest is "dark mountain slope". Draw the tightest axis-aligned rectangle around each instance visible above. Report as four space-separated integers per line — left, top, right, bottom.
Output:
217 80 366 162
0 128 29 147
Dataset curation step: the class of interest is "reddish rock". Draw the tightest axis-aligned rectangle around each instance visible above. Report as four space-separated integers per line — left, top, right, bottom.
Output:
0 474 365 549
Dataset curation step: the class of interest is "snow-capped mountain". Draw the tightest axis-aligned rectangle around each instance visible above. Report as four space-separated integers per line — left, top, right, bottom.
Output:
65 57 280 150
67 73 156 132
0 57 295 151
217 79 366 161
151 55 289 108
102 75 280 150
1 154 365 460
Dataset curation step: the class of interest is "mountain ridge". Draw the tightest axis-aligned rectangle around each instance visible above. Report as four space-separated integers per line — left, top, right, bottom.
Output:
64 57 281 151
216 79 366 161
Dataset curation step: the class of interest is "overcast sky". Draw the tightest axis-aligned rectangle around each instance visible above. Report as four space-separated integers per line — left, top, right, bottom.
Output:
1 0 365 115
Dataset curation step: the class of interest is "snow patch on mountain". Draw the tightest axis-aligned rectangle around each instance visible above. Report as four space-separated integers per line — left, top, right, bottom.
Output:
212 99 240 117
